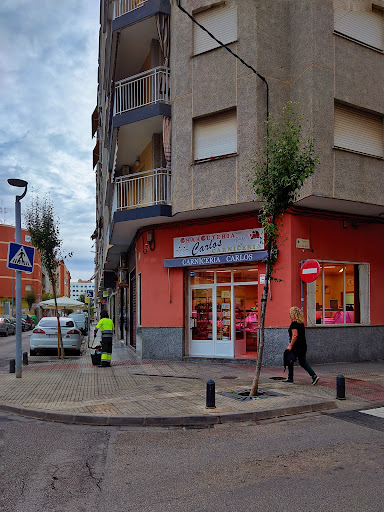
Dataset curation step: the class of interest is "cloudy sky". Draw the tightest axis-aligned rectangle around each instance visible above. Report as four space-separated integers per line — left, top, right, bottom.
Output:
0 0 99 282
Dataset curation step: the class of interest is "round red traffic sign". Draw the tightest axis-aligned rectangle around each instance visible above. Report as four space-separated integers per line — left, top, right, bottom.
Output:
300 259 320 283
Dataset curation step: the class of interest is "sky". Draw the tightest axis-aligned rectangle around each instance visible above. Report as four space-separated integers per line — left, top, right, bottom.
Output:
0 0 100 282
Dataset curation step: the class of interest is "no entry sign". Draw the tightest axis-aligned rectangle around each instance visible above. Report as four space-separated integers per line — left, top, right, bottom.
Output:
300 259 320 283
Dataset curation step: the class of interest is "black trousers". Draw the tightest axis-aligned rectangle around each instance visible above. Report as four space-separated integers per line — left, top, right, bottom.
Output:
100 335 112 367
288 354 316 381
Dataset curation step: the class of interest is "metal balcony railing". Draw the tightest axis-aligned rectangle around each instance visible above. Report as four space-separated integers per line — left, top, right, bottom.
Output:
113 0 148 18
114 67 170 116
115 168 171 210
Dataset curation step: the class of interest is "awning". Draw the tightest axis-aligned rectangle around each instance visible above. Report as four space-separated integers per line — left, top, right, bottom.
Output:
163 251 268 268
93 140 99 169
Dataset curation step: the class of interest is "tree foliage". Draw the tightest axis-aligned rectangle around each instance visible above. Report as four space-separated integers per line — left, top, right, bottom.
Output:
24 195 67 358
25 290 36 311
249 102 319 395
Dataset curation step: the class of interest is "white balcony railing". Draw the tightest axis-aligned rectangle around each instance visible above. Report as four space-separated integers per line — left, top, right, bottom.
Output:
113 0 148 19
115 168 171 210
114 67 170 116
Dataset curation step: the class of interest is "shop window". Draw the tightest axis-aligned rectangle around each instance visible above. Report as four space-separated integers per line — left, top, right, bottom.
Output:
193 109 237 161
193 5 237 55
307 262 369 325
189 270 214 285
234 268 259 283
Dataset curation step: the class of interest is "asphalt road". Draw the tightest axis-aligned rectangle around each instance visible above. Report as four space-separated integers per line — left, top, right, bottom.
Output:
0 329 31 369
1 410 383 511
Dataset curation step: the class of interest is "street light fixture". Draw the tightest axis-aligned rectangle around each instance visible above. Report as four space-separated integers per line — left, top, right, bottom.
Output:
8 178 28 378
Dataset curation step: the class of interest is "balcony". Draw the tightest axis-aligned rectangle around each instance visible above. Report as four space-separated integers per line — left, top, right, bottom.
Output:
114 168 171 210
114 67 170 116
108 168 172 248
113 0 148 18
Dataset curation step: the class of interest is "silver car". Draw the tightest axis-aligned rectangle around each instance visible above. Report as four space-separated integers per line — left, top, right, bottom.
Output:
30 317 82 356
0 317 16 336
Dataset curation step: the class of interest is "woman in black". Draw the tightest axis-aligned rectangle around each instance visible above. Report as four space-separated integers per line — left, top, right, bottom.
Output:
283 306 319 385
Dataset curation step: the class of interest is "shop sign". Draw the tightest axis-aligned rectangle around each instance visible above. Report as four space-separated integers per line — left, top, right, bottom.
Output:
164 250 268 268
173 228 264 258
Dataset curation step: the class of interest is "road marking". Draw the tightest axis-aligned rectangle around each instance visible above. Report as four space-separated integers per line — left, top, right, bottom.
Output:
359 407 384 418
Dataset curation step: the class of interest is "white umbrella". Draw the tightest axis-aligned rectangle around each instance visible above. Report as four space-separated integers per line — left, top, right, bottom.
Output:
39 296 87 310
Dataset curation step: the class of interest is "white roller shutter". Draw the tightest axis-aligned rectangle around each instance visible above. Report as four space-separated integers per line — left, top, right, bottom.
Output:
194 110 237 161
334 105 383 157
194 6 237 55
334 7 383 50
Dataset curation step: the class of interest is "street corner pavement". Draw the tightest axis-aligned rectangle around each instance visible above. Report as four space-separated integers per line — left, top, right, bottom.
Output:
0 342 383 427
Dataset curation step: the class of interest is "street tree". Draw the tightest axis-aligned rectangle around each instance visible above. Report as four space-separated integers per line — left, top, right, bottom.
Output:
249 101 319 396
24 195 71 359
25 290 36 311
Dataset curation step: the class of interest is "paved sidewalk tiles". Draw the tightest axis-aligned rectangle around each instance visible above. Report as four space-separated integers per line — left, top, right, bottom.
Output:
0 345 383 426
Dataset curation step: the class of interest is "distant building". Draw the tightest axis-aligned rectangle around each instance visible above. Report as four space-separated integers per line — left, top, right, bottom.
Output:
70 280 94 300
0 224 42 314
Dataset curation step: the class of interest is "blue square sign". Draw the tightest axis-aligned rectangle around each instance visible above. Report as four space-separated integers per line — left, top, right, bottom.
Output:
7 242 35 273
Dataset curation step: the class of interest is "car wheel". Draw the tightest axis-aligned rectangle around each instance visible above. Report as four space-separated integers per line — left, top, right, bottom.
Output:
4 329 8 337
29 349 37 356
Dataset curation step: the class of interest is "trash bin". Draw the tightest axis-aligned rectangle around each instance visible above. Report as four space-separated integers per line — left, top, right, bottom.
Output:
91 351 101 366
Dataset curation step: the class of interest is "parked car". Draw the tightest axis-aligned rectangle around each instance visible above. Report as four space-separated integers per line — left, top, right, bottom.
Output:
68 313 88 336
22 314 35 330
8 317 28 332
30 317 82 356
0 317 16 336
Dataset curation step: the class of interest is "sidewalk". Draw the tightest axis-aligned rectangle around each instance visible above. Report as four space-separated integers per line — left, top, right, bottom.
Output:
0 339 383 427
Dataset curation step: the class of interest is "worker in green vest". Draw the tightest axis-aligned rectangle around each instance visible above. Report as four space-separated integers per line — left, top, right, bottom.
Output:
94 310 114 367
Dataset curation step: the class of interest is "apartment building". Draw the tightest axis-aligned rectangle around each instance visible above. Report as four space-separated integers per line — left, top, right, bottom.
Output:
94 0 384 364
70 280 95 300
0 224 42 314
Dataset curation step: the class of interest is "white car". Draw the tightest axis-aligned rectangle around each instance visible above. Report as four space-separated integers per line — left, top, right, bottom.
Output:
30 317 82 356
68 313 87 335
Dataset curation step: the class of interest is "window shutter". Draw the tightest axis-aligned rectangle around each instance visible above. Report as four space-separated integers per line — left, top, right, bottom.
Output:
194 110 237 161
334 8 383 50
334 105 383 157
194 6 237 55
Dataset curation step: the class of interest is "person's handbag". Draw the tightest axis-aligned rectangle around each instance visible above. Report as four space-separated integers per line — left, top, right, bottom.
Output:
283 349 297 370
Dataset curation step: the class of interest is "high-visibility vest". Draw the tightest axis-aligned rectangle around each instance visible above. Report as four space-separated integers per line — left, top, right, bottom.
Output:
96 317 114 332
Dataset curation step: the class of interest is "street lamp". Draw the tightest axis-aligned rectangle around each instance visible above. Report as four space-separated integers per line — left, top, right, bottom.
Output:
8 178 28 378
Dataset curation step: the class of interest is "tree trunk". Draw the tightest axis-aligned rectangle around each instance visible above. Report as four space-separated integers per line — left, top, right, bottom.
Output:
52 284 65 360
249 246 271 396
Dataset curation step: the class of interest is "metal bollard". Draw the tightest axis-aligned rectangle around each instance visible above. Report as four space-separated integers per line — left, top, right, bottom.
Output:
23 352 28 365
206 379 216 409
336 374 346 400
9 359 15 373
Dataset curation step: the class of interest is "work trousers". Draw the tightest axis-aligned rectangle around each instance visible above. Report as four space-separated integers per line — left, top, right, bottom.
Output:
288 354 315 381
100 331 113 367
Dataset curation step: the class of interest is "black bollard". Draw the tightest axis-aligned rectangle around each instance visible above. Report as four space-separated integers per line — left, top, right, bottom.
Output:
206 379 216 409
9 359 15 373
336 374 346 400
23 352 28 365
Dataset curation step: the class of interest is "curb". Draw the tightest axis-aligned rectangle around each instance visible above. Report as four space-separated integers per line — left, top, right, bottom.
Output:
0 400 337 427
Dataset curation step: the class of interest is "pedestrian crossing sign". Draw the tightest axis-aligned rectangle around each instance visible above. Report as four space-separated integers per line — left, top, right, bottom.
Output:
7 242 35 273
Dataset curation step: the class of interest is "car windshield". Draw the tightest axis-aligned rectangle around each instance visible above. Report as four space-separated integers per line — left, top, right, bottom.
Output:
38 318 75 328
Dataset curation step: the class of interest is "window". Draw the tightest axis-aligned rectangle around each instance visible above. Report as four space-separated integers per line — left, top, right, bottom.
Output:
307 261 370 325
25 285 32 291
194 5 237 55
334 104 383 158
194 110 237 161
334 4 383 50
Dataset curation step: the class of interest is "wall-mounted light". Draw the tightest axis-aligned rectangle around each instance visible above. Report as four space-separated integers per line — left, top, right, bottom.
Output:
135 157 140 166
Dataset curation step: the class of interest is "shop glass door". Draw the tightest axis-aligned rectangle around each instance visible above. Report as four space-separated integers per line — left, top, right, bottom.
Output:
190 288 214 356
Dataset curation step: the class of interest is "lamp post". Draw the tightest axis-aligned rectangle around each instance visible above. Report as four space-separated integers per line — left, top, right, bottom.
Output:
8 178 28 378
